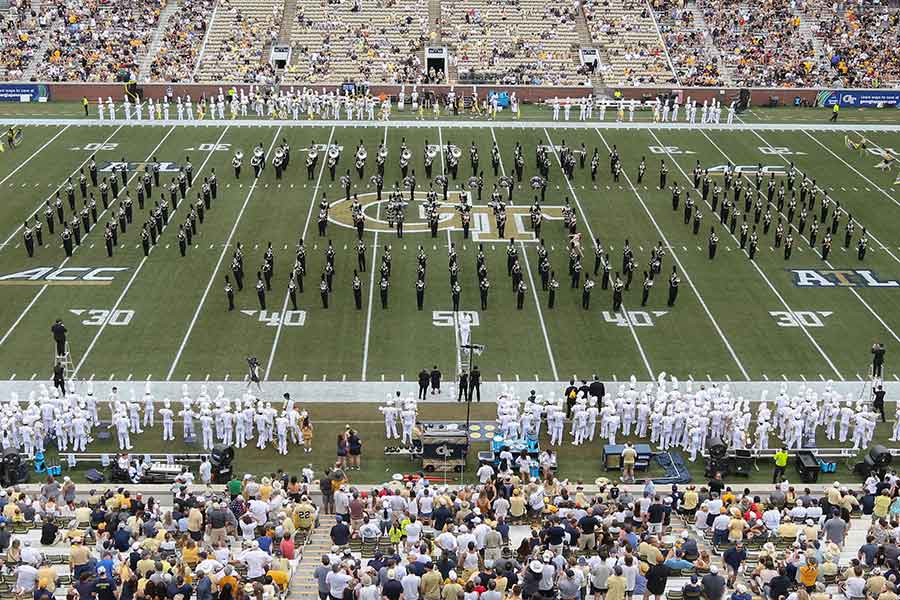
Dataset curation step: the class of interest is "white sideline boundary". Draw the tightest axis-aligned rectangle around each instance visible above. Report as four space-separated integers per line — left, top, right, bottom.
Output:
2 118 900 133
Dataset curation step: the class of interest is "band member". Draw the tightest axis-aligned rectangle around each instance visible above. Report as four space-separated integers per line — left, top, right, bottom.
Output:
105 225 114 257
822 232 832 261
62 224 73 257
416 277 426 310
140 225 150 257
667 266 679 306
658 160 668 190
612 273 624 312
320 274 329 308
858 227 868 260
582 277 594 309
516 280 526 310
548 271 558 308
175 224 186 255
784 233 794 260
233 152 242 179
380 275 389 308
641 271 653 306
352 270 362 309
45 201 55 235
479 276 489 310
225 276 235 311
23 221 34 257
256 272 266 309
708 227 718 260
748 227 759 260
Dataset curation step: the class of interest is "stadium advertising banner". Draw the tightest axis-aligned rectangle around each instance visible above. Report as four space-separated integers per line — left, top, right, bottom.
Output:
816 89 900 108
0 83 49 103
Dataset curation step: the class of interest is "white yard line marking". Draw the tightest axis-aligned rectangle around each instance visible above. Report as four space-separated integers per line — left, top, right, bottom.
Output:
649 129 844 380
265 126 337 381
490 127 558 380
0 125 175 348
543 128 653 379
701 129 900 346
73 126 231 377
166 127 284 380
437 127 464 381
361 126 388 382
595 129 749 380
1 124 123 251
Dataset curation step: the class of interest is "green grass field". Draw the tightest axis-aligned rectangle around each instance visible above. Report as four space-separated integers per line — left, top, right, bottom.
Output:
0 106 899 386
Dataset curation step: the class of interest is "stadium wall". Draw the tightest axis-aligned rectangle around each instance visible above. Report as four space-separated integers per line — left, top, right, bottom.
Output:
44 83 822 106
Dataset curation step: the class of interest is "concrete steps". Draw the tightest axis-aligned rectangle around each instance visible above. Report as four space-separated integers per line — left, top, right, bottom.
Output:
684 1 729 84
138 0 181 81
278 0 297 45
287 514 336 600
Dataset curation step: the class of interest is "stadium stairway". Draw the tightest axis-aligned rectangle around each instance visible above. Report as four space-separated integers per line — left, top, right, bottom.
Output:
428 0 442 42
138 0 182 81
277 0 298 46
682 2 729 85
288 513 336 600
794 7 826 65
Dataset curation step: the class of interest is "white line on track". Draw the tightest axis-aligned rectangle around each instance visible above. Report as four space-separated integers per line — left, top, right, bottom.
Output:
489 127 559 381
166 127 284 380
700 129 900 346
0 126 175 348
265 126 336 381
542 128 654 379
73 126 231 377
648 129 844 379
595 129 749 380
360 126 388 382
0 124 123 252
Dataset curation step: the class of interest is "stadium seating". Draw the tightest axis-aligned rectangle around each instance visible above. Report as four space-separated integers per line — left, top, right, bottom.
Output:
0 0 44 81
812 4 900 88
36 0 164 82
146 0 217 82
652 0 724 86
582 0 676 85
192 0 283 83
284 0 431 84
441 0 587 86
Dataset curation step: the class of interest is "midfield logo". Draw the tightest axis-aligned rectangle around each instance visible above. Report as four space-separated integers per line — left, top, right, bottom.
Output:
706 164 787 176
98 161 182 173
790 269 900 288
0 267 129 285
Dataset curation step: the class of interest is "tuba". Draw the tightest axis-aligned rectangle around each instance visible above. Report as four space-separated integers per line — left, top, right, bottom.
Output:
356 146 367 162
467 176 481 190
433 175 448 188
402 175 416 189
253 145 264 159
378 146 388 160
369 174 383 187
328 145 340 160
307 147 318 162
400 148 411 167
530 176 546 189
234 150 244 161
450 146 462 160
498 175 514 189
425 146 437 160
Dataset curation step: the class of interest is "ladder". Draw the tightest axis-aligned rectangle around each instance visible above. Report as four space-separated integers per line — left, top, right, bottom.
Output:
56 342 78 392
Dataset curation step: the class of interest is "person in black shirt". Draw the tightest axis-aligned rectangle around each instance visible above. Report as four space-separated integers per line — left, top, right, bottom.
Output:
708 473 725 496
430 366 441 395
329 516 351 546
645 557 671 600
469 366 481 402
382 573 403 600
53 359 66 397
417 368 429 400
457 370 469 402
767 569 792 600
873 384 887 422
872 343 886 378
51 319 67 356
577 512 599 551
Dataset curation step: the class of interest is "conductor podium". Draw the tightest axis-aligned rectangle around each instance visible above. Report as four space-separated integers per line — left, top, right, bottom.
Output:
421 429 468 472
602 444 652 471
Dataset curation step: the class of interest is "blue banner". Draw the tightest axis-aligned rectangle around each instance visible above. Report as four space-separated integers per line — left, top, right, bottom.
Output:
817 89 900 108
0 83 49 102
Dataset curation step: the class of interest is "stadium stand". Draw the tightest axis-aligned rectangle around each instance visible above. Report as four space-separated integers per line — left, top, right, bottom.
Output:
192 0 282 83
145 0 217 82
440 0 588 86
0 0 45 81
36 0 164 82
582 0 676 86
284 0 431 84
812 4 900 88
652 0 725 86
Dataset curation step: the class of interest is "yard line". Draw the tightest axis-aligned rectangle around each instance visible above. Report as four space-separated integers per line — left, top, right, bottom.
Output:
73 127 231 377
0 126 175 348
166 127 284 380
647 129 844 379
360 127 387 382
699 129 900 345
1 124 124 252
595 129 749 380
265 126 336 381
0 125 70 188
489 127 559 381
542 128 653 379
437 127 464 381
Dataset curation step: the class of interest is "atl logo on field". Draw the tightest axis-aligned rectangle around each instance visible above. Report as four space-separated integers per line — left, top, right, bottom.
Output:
790 269 900 288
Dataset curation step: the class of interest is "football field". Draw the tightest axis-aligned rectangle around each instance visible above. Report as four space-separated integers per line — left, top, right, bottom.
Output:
1 109 900 386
